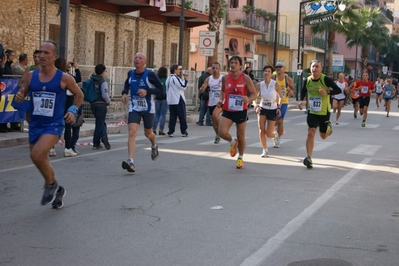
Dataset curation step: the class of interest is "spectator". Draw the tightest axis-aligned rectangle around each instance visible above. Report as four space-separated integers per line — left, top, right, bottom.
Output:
29 50 41 70
243 66 250 75
12 53 29 75
3 50 14 75
196 67 212 126
153 66 168 135
90 64 111 150
166 64 188 137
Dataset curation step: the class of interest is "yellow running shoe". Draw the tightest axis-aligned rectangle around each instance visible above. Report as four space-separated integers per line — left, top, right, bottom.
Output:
236 158 244 169
230 138 238 157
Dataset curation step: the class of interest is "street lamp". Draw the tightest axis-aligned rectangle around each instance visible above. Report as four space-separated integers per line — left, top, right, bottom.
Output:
354 21 372 78
273 0 280 67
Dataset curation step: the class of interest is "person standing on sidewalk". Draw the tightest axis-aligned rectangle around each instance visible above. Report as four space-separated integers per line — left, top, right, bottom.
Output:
298 60 341 169
166 64 189 137
152 66 168 135
272 61 295 148
199 62 223 143
355 72 374 127
196 67 212 126
218 56 257 169
121 53 163 172
90 64 111 150
15 40 83 209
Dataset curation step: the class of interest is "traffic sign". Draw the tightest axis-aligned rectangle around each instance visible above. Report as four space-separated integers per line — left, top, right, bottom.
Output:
199 31 216 49
200 49 214 57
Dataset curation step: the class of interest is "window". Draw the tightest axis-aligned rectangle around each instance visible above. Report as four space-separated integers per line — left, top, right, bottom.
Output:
230 0 238 8
94 31 105 65
49 24 60 45
147 40 155 68
170 43 178 65
246 0 254 6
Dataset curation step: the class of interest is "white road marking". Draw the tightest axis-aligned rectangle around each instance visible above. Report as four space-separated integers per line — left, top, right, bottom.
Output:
299 141 335 151
240 158 371 266
347 144 382 156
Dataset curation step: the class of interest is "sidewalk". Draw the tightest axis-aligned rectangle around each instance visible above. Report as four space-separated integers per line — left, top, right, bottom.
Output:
0 98 299 148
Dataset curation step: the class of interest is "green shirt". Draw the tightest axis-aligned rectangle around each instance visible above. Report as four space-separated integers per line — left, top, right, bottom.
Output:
306 74 330 115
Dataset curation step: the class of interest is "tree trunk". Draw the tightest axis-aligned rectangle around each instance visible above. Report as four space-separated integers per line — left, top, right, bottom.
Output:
327 30 335 76
207 0 222 67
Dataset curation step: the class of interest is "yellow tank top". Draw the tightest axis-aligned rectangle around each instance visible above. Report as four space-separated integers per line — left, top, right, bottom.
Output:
275 75 289 104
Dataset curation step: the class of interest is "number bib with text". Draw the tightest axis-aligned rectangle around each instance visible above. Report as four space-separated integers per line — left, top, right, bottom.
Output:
361 86 369 94
228 94 244 111
32 91 56 117
309 97 322 112
130 96 148 111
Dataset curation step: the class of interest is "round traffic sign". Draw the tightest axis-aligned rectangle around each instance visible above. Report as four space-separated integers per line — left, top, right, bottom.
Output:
202 38 212 47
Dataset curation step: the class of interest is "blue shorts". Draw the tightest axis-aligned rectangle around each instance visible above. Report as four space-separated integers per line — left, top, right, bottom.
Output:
278 103 288 119
29 125 64 144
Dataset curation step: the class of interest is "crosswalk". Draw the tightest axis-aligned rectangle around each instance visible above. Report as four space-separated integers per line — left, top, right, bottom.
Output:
107 134 384 156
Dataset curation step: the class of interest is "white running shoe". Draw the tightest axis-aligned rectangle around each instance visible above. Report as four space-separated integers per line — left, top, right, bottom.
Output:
260 149 269 158
273 132 280 148
49 148 57 157
64 148 77 157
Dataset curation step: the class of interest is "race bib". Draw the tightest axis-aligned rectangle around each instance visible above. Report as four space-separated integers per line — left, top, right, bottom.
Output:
212 89 220 100
309 97 322 112
262 99 272 107
376 86 382 93
385 91 392 97
280 88 285 98
32 91 56 117
361 86 369 94
354 90 359 97
131 96 148 111
228 94 244 111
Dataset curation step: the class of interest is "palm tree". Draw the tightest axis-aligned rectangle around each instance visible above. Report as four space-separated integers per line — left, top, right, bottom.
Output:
379 34 399 74
344 7 389 73
310 0 359 76
207 0 225 66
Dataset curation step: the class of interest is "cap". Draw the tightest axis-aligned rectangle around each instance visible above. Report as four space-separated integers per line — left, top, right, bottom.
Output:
275 62 285 67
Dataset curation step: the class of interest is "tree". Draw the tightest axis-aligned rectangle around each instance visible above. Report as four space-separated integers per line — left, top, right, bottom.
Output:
379 34 399 74
344 7 389 73
310 0 359 76
207 0 226 67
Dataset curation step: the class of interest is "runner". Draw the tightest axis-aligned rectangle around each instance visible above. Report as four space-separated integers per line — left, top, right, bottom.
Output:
121 53 163 172
382 77 396 117
199 62 223 143
218 56 257 169
374 77 383 108
272 61 295 148
297 60 341 169
355 72 374 127
253 65 283 157
332 73 348 125
349 76 360 118
15 40 83 209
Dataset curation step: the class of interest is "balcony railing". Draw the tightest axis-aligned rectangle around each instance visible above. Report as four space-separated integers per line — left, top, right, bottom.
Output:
166 0 209 14
226 9 270 33
258 31 290 47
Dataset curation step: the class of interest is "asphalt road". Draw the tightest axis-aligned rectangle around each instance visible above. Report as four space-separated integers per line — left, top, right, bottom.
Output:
1 103 399 266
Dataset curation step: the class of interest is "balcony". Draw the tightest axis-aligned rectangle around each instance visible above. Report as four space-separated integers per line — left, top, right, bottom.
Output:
257 31 290 48
226 9 270 35
70 0 209 27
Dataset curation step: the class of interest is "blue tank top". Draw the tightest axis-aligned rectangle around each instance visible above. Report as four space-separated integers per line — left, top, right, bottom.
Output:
384 84 394 99
128 69 155 113
30 69 66 127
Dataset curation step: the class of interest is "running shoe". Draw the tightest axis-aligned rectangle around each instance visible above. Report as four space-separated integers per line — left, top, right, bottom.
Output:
182 132 188 137
326 121 333 136
101 137 111 150
52 186 66 209
122 160 136 172
167 133 174 137
387 114 389 117
159 131 166 135
214 134 220 144
260 149 269 158
93 145 104 150
151 145 159 161
303 156 313 169
64 148 77 157
41 181 59 205
49 148 57 157
273 132 280 148
354 113 357 119
236 158 244 169
230 139 238 157
361 121 366 127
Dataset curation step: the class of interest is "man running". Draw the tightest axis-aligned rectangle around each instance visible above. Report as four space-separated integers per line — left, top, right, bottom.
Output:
273 61 295 148
298 60 341 169
218 56 257 169
15 40 83 209
355 72 374 127
121 53 163 172
199 62 223 143
374 77 383 108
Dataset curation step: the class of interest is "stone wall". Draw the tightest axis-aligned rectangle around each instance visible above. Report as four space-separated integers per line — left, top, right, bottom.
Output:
0 0 191 69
